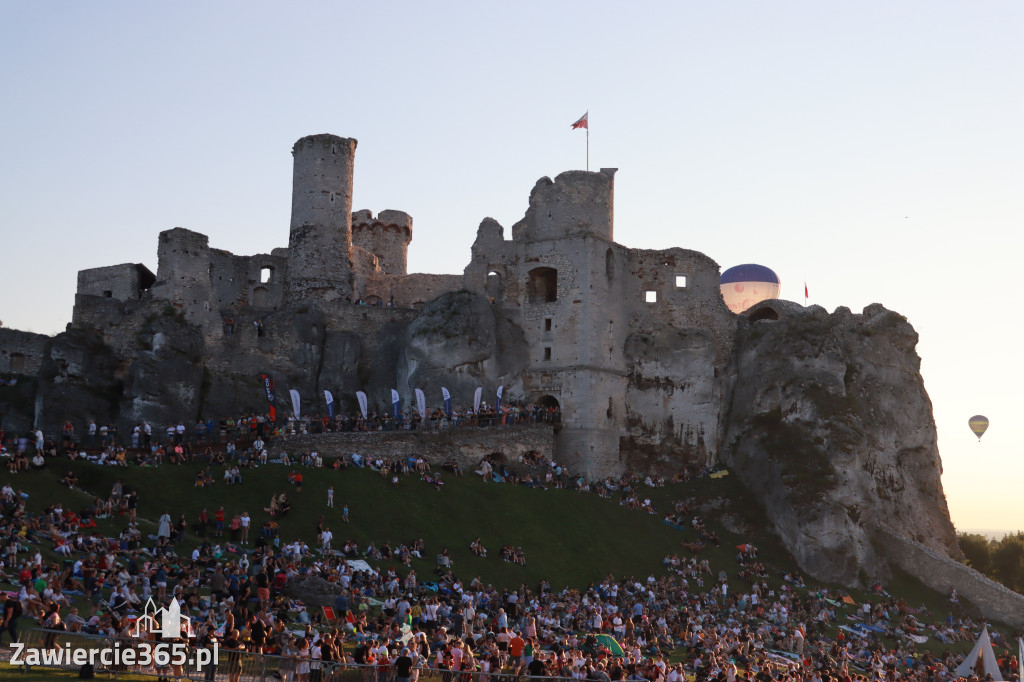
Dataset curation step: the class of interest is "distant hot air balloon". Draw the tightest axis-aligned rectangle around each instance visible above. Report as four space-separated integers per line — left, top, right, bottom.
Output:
720 264 782 314
968 415 989 441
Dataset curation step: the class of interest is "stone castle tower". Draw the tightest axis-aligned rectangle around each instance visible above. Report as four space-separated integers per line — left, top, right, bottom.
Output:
286 134 358 302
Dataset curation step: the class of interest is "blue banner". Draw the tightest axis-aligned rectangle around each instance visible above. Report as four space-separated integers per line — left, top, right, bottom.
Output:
496 385 503 413
324 390 335 419
442 387 452 419
391 389 400 419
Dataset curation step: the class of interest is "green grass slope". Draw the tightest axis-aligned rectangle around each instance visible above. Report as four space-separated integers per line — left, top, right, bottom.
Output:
3 457 996 648
21 460 763 589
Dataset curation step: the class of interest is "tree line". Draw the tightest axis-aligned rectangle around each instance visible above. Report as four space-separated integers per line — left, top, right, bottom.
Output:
958 531 1024 593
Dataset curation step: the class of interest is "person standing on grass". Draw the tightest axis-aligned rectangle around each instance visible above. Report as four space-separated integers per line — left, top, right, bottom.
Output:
240 511 251 545
1 593 23 646
321 527 333 553
157 512 172 539
327 485 334 508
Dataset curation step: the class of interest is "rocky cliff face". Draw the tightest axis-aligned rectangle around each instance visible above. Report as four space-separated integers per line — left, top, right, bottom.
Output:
720 300 960 585
400 291 530 405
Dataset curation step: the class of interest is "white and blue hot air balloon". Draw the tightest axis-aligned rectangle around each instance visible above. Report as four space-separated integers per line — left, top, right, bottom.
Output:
720 264 781 314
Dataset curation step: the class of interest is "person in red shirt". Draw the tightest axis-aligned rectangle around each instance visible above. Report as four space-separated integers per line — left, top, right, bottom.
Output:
508 631 525 662
214 507 226 537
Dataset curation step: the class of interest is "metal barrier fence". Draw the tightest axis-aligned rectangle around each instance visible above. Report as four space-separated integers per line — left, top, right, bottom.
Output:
15 628 576 682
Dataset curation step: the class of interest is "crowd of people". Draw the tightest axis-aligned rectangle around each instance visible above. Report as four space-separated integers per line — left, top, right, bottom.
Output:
1 401 562 460
0 431 1019 682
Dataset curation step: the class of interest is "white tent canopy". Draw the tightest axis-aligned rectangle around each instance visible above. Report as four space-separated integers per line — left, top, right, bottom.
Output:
954 626 1003 681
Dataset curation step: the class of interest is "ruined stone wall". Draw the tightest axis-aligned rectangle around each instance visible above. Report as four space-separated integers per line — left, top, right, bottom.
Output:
356 273 463 308
150 227 221 332
464 218 522 310
352 209 412 276
209 249 288 314
269 424 555 470
70 294 132 333
511 169 617 243
625 248 735 365
76 263 155 303
614 248 737 469
0 329 50 375
389 274 462 307
154 228 211 290
286 135 356 303
878 526 1024 627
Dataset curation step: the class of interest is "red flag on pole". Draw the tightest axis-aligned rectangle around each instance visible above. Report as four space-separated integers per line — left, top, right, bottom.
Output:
571 112 588 129
804 282 809 304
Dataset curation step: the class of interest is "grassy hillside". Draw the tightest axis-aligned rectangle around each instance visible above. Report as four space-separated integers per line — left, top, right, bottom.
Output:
18 459 769 589
1 456 998 660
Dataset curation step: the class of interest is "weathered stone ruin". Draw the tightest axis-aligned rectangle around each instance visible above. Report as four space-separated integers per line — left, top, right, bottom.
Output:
2 133 995 602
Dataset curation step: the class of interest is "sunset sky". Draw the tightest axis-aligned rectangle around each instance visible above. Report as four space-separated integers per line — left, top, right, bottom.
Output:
2 2 1021 532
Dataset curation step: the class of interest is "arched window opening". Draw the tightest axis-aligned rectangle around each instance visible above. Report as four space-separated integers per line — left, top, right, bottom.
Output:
486 270 503 302
537 394 560 409
536 395 561 424
527 267 558 303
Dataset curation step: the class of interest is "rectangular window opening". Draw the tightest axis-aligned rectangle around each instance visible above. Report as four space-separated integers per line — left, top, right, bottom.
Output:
675 275 688 288
645 290 658 303
544 318 552 331
543 347 552 361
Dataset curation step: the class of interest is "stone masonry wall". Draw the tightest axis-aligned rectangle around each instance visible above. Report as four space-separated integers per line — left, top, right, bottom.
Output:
209 249 288 314
878 526 1024 627
511 169 617 243
352 209 412 276
0 329 50 375
269 424 555 471
76 263 154 303
361 273 463 307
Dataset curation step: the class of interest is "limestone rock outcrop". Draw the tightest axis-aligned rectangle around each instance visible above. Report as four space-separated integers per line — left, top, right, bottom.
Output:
400 291 529 404
720 301 960 585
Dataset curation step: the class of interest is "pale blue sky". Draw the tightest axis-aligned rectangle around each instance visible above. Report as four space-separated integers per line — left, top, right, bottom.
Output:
2 2 1022 531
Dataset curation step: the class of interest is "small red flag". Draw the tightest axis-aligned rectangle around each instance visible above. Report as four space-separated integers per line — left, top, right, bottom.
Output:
804 283 809 299
571 112 588 130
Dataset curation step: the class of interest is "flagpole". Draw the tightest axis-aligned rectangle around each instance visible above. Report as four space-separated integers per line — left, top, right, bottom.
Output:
586 126 589 172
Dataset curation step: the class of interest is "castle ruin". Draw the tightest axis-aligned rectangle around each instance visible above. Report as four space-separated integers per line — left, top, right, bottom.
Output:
0 133 970 591
48 133 737 477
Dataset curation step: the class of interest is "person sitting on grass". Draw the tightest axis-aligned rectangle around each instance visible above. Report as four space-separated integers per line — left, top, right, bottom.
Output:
62 470 78 488
195 467 215 487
